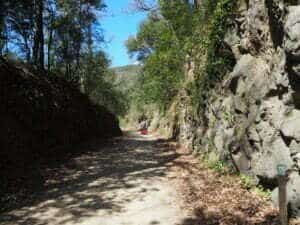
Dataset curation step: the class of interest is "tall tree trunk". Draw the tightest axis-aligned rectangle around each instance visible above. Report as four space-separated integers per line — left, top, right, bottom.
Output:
33 0 44 70
47 26 53 71
194 0 201 9
75 1 83 69
0 19 6 55
38 0 44 69
33 35 39 64
33 0 39 66
23 35 31 62
87 24 93 55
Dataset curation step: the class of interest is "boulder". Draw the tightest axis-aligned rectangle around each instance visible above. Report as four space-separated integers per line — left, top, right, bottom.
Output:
284 6 300 59
229 55 271 100
281 110 300 142
251 136 293 179
232 151 251 172
290 140 300 155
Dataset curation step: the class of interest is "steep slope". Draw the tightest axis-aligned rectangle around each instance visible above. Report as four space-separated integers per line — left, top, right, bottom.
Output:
0 56 121 181
110 65 141 92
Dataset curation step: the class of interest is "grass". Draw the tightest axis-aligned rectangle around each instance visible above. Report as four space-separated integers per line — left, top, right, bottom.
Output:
201 151 233 175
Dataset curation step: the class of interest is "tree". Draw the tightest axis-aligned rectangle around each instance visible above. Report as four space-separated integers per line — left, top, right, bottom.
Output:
126 11 185 110
1 0 126 116
0 1 7 54
3 0 35 60
45 0 56 70
53 0 105 81
1 0 106 74
32 0 44 69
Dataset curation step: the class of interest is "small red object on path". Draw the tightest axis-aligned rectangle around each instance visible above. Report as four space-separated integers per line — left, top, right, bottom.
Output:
140 129 148 135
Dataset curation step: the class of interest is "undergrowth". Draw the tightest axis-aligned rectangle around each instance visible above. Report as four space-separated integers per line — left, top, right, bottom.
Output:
201 153 272 200
240 174 272 200
190 0 237 113
201 152 234 175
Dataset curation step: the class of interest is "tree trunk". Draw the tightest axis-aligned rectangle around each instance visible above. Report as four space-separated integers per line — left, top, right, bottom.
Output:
0 18 6 55
75 1 83 68
23 35 31 62
38 0 44 69
33 0 44 70
47 26 53 71
194 0 201 9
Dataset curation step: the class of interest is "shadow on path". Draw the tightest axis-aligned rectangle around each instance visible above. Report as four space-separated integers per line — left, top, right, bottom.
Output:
0 131 180 225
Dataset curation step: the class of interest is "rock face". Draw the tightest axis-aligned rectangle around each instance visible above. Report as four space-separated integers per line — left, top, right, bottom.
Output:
176 0 300 218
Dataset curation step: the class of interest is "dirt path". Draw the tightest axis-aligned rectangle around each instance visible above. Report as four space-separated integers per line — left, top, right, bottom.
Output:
0 132 188 225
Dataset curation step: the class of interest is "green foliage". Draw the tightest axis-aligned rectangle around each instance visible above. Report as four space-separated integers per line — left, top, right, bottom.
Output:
125 0 236 115
126 14 185 111
239 174 272 200
109 65 143 117
80 51 129 116
202 152 231 175
112 65 141 77
240 174 257 190
223 111 235 126
159 0 194 40
140 49 183 110
191 0 236 112
252 186 272 200
1 0 106 77
210 160 228 174
1 0 127 117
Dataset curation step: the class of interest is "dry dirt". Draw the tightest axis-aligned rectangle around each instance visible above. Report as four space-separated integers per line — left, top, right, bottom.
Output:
0 131 283 225
0 132 189 225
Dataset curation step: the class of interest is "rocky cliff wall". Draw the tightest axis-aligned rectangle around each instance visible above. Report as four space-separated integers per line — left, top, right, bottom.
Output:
176 0 300 218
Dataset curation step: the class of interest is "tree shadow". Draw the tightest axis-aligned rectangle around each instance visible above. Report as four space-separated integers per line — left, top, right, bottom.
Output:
180 207 279 225
0 132 179 225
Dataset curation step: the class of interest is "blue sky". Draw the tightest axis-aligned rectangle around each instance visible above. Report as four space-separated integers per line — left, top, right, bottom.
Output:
101 1 147 68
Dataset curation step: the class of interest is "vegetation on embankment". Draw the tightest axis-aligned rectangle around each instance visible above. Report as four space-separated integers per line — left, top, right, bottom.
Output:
0 57 121 211
1 0 128 118
0 56 121 162
122 0 237 133
125 0 236 114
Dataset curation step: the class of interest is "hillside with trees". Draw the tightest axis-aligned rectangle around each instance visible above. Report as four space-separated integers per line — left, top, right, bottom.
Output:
1 0 124 112
0 0 123 213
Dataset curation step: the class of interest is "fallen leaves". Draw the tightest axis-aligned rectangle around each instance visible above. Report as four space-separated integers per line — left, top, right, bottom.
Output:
169 145 280 225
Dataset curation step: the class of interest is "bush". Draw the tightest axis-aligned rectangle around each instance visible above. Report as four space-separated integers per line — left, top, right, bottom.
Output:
202 152 232 174
240 174 257 190
239 174 272 200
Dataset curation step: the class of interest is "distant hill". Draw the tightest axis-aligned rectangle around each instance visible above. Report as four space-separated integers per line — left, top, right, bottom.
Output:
110 65 142 92
112 64 141 76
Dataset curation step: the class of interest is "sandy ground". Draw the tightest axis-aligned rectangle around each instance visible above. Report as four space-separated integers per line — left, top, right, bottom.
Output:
0 132 188 225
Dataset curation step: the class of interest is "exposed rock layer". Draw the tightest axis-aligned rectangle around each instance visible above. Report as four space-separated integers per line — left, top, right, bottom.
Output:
176 0 300 218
